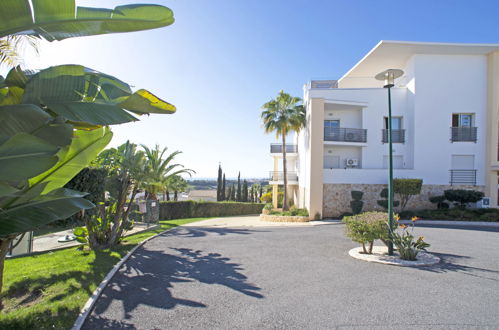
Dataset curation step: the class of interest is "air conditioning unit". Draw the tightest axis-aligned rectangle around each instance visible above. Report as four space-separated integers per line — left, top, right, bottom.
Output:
345 158 359 167
477 197 490 208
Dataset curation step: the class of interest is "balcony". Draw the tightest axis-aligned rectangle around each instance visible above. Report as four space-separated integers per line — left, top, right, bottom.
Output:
382 129 405 143
324 127 367 143
270 144 298 154
450 169 477 185
269 171 298 182
310 80 338 89
450 127 477 142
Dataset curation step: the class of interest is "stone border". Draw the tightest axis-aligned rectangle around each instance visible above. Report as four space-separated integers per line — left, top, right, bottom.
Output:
348 246 440 267
259 214 310 222
400 220 499 227
71 225 171 330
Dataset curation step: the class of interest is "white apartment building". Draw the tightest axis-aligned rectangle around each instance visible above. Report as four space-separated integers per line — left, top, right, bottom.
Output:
269 41 499 218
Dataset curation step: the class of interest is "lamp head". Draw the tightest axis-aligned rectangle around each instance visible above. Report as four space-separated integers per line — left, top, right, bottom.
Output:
375 69 404 88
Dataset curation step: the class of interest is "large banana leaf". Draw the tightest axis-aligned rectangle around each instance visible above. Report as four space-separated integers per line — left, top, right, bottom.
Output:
0 1 174 41
0 188 94 236
29 127 113 194
18 65 175 126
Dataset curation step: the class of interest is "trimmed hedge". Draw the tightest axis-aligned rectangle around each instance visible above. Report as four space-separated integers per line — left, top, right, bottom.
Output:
159 201 264 220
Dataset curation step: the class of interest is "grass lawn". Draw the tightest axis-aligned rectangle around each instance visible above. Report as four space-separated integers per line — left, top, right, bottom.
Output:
0 218 209 330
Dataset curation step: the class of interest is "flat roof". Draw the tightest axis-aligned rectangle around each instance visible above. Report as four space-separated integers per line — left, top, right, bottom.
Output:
338 40 499 86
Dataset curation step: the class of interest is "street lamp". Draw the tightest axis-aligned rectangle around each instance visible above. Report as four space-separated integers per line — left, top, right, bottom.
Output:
375 68 404 256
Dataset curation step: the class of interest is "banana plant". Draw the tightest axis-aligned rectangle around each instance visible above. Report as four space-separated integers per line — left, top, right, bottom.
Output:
0 1 174 41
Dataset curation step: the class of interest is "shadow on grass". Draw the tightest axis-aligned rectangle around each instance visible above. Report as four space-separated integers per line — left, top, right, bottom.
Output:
419 252 499 282
84 228 264 328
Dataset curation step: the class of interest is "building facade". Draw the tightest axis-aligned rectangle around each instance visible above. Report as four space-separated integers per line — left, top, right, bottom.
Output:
270 41 499 217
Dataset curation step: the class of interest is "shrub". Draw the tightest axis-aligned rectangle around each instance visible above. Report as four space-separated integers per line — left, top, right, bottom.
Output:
443 189 484 209
351 191 364 201
377 188 400 209
269 208 309 217
393 178 423 211
350 190 364 214
159 201 264 219
391 220 430 261
260 191 284 207
343 212 389 254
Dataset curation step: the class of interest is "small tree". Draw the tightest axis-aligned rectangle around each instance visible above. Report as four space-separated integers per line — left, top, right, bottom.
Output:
350 191 364 215
222 173 226 201
230 184 236 201
444 189 484 209
217 164 223 201
236 172 242 202
393 178 423 211
343 212 389 254
242 180 248 202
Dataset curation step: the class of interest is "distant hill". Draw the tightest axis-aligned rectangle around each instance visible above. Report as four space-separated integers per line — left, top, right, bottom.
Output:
188 178 269 190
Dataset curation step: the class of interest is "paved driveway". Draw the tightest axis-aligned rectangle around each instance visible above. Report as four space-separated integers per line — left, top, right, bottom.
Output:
83 219 499 329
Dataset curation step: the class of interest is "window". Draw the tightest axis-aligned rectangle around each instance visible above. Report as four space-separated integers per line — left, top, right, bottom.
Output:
450 155 476 185
382 117 405 143
324 155 340 169
451 114 477 142
452 114 473 127
324 120 340 129
384 117 402 130
383 155 404 169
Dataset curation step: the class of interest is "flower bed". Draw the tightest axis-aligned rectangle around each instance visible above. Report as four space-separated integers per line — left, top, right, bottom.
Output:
259 214 310 222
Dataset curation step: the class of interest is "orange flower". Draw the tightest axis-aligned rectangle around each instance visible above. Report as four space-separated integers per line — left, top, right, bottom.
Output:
399 224 407 229
411 216 419 222
394 214 400 221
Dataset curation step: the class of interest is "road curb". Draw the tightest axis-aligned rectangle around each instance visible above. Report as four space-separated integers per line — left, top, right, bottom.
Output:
71 225 174 330
400 220 499 227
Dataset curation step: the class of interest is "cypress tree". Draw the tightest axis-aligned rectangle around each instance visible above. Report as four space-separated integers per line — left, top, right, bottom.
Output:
231 184 236 200
242 180 248 202
259 186 263 203
222 173 226 201
236 172 242 202
249 186 254 203
217 163 222 201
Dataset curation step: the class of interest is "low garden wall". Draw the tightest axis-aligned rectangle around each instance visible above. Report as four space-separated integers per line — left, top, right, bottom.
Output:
323 183 485 218
259 214 310 222
159 201 264 220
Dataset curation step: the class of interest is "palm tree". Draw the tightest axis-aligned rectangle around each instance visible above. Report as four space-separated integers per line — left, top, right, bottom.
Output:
142 144 194 201
261 90 305 211
0 35 39 68
168 175 189 201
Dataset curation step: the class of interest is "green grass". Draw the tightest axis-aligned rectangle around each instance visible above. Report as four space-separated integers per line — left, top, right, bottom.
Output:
0 218 209 330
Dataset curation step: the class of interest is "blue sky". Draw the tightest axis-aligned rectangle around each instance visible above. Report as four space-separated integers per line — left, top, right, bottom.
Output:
19 0 499 178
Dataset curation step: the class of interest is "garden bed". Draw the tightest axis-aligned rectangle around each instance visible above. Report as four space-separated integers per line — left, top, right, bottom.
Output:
349 246 440 267
259 214 310 222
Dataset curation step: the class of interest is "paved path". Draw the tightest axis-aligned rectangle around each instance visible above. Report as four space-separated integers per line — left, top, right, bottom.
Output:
83 218 499 329
32 223 158 253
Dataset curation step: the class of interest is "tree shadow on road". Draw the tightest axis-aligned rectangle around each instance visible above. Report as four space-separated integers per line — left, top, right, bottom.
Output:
159 225 267 238
418 252 499 282
85 229 264 327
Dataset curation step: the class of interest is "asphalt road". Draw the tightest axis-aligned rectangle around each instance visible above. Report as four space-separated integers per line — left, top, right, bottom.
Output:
83 222 499 329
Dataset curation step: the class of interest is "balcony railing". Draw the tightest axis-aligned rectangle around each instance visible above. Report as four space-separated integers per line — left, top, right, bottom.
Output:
269 171 298 182
450 169 477 185
310 80 338 89
382 129 405 143
270 144 298 153
324 127 367 143
450 127 477 142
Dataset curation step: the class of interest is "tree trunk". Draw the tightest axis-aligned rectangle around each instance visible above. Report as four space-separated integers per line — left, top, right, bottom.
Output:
282 130 289 211
361 242 367 254
174 191 178 201
166 190 170 201
0 236 15 309
368 241 374 254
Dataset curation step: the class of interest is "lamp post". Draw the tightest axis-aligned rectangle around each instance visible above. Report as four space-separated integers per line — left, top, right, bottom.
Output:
375 69 404 256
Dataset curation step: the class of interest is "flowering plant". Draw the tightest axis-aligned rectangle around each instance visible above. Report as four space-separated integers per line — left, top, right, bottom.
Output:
390 216 430 260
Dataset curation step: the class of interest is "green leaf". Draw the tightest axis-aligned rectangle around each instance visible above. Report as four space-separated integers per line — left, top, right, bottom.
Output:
0 104 73 147
45 103 138 126
0 183 19 199
0 1 175 41
120 89 176 115
0 133 59 182
29 127 113 194
0 188 94 236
